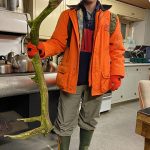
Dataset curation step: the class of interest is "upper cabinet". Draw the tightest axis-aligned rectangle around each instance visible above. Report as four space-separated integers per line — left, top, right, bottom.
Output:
24 0 146 39
24 0 63 39
24 0 80 39
35 0 64 39
102 0 146 21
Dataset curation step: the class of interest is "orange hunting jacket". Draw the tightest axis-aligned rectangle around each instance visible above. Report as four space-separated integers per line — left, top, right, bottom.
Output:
42 8 125 96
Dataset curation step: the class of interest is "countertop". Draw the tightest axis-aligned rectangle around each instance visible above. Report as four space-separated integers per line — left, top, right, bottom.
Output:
0 72 58 98
1 63 150 98
125 63 150 67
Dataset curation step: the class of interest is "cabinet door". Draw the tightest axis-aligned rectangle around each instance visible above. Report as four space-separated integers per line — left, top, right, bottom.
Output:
111 70 126 104
35 0 64 39
102 0 145 20
124 67 139 101
111 88 124 104
139 66 150 80
112 65 150 104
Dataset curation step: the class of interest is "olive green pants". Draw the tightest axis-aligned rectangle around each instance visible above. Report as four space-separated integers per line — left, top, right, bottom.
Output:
54 85 103 136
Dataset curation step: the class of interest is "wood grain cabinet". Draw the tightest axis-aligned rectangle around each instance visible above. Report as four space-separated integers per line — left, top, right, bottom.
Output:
112 65 150 104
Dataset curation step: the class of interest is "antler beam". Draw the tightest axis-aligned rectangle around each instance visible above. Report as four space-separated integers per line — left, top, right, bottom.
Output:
4 0 63 140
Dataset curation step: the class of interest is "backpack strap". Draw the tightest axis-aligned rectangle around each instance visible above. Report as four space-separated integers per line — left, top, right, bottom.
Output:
67 18 73 48
57 17 72 60
110 12 117 35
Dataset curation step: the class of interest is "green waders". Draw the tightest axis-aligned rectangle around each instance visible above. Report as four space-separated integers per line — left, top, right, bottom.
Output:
58 136 71 150
79 128 94 150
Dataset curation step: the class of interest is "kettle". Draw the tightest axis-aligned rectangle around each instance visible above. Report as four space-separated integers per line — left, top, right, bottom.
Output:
12 54 34 73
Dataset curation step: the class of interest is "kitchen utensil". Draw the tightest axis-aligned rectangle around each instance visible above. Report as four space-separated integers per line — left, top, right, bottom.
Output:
46 57 57 72
7 51 15 63
0 55 12 74
0 62 12 74
0 55 6 64
12 54 34 73
6 0 19 11
0 64 12 74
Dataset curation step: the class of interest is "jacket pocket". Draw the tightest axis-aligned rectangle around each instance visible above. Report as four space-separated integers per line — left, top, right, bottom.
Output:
56 64 69 90
57 64 68 74
101 70 110 79
101 71 111 93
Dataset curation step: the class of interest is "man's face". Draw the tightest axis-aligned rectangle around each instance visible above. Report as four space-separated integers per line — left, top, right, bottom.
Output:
82 0 97 4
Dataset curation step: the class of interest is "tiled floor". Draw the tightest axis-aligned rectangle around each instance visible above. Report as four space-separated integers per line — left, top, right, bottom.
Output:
0 100 144 150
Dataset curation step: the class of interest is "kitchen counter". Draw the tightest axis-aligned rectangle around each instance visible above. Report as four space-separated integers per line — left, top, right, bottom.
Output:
0 72 58 98
1 63 150 99
125 63 150 67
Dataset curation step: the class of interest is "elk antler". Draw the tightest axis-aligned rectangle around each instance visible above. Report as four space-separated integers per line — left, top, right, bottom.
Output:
4 0 63 140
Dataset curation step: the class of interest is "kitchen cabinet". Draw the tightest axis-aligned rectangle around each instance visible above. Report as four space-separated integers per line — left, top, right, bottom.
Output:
133 10 150 45
102 0 146 21
24 0 146 39
24 0 65 39
23 0 80 39
112 64 150 104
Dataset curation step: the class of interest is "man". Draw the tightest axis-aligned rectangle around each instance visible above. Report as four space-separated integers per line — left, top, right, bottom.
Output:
27 0 125 149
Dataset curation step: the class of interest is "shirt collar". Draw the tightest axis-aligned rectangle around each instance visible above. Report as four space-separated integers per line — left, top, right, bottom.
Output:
79 0 101 12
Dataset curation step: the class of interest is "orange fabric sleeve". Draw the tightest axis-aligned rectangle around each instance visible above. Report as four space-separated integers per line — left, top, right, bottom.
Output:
42 10 69 58
109 16 125 78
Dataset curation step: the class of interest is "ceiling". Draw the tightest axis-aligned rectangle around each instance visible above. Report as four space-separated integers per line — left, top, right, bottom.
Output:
117 0 150 9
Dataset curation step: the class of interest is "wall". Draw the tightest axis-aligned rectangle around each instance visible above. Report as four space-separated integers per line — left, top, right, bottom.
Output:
0 34 24 55
133 9 150 45
144 9 150 45
133 21 146 45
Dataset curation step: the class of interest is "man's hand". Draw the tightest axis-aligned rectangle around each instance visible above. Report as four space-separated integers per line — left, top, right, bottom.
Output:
27 42 45 59
110 75 122 91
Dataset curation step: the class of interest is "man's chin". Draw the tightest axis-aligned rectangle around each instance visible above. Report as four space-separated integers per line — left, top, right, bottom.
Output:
83 0 95 5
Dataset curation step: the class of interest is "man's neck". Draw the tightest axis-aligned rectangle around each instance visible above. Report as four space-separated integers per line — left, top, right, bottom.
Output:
84 1 97 14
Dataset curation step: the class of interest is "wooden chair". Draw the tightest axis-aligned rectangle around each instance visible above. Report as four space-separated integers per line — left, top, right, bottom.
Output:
138 80 150 108
136 80 150 150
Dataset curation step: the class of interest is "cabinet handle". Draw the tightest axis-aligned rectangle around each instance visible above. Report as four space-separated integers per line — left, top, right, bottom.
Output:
121 95 123 98
134 93 137 95
136 69 139 71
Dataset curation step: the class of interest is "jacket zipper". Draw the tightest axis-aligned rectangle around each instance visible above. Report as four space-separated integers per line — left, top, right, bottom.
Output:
89 10 104 89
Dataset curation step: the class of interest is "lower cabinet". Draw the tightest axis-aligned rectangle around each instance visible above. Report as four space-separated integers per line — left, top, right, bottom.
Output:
111 65 150 104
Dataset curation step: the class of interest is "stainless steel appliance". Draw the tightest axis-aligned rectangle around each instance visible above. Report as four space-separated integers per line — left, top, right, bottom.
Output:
100 91 112 113
0 10 30 34
0 0 6 9
0 55 12 74
0 0 19 11
6 0 19 11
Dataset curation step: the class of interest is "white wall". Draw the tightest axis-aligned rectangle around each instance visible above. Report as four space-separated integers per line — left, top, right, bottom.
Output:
0 34 24 56
133 9 150 46
133 21 146 45
144 9 150 45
